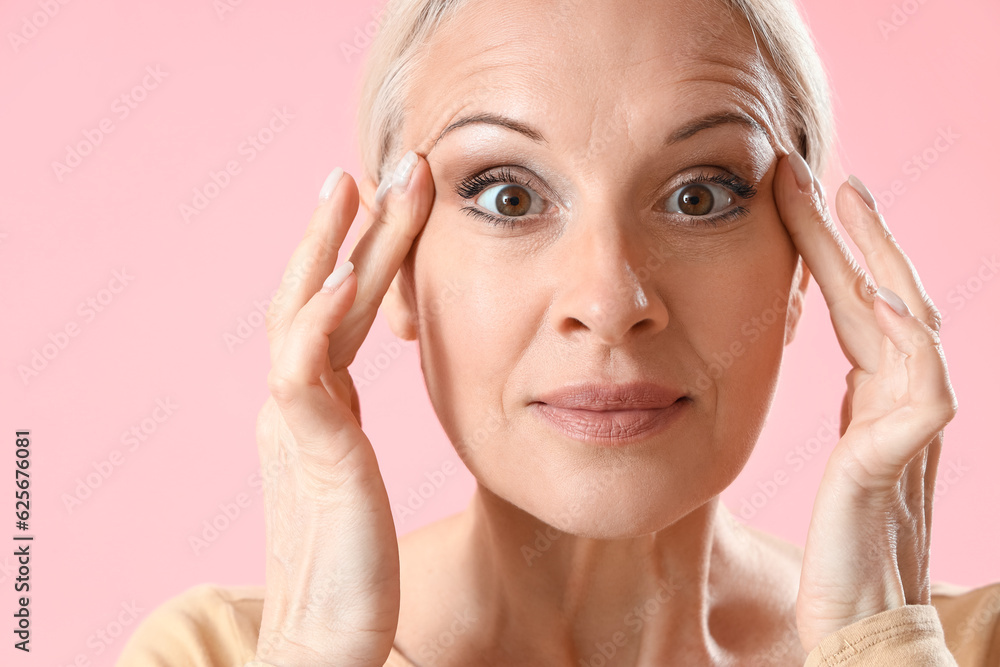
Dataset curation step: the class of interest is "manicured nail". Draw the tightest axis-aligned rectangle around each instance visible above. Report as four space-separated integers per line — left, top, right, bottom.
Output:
848 174 878 212
318 167 344 203
392 149 418 193
320 260 354 294
875 285 911 317
787 149 814 192
374 150 418 206
374 174 392 205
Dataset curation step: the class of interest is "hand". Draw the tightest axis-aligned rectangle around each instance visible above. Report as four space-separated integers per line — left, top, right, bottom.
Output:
254 150 434 666
772 151 959 652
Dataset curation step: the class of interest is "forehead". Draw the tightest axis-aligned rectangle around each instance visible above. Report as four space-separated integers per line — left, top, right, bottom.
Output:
406 0 790 157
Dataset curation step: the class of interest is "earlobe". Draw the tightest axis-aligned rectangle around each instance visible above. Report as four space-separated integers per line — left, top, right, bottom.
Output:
784 257 811 346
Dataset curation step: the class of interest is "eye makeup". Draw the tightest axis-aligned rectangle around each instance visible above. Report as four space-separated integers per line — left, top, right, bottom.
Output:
453 164 759 231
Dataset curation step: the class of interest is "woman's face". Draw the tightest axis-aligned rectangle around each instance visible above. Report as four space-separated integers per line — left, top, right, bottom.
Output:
380 0 809 538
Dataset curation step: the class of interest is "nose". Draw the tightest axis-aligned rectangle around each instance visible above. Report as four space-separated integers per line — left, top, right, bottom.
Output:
547 211 670 347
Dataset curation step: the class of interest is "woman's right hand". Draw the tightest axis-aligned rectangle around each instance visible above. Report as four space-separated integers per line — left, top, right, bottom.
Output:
253 150 433 667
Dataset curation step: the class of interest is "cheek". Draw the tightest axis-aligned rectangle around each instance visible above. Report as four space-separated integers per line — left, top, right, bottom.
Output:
412 212 537 405
676 212 797 408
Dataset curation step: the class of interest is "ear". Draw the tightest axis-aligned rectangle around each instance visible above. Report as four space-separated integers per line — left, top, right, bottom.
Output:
358 173 419 341
784 256 810 346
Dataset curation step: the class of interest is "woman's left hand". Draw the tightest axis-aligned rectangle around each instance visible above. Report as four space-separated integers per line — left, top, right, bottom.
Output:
772 150 959 652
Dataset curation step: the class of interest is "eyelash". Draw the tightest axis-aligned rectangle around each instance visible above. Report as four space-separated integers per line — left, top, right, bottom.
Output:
455 167 757 230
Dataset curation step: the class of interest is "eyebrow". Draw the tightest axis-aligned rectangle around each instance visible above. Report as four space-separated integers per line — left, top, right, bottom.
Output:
430 109 767 150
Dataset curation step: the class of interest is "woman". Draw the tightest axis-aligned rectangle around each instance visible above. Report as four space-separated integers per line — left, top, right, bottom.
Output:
118 0 1000 665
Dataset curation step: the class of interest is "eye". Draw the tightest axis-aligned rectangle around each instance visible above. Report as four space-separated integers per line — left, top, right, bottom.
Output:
665 182 732 217
475 182 546 219
661 172 758 226
455 166 548 228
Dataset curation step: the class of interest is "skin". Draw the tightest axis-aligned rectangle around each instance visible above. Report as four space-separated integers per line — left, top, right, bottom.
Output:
254 0 957 665
379 1 808 663
376 0 805 663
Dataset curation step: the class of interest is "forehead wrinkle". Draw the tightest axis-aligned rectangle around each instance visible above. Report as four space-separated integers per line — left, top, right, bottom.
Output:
666 53 790 155
414 58 558 156
672 78 784 157
411 8 792 163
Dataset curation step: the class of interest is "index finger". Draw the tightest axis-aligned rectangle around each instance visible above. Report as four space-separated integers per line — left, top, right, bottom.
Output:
833 177 942 332
266 168 360 366
332 150 435 370
773 150 881 369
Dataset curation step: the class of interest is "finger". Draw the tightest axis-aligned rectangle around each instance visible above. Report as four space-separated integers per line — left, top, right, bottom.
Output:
873 290 956 423
266 168 360 365
267 264 361 453
923 431 943 541
773 151 882 370
839 379 851 438
898 450 931 605
330 150 435 370
834 177 942 333
852 291 958 477
839 366 865 437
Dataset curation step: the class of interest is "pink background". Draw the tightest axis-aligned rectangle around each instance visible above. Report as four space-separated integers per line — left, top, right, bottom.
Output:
2 0 997 664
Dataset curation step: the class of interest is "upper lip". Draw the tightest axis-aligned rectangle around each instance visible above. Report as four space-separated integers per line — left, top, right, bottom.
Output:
533 381 686 411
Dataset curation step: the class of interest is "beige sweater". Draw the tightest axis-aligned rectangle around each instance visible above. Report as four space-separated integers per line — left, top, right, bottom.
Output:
116 581 1000 666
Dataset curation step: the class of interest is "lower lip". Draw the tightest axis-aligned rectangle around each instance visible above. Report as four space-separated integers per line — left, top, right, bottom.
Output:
531 398 690 446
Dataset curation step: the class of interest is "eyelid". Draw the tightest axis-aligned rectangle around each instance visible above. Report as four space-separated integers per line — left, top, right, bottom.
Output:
455 166 545 199
667 171 757 200
455 166 554 226
456 166 756 227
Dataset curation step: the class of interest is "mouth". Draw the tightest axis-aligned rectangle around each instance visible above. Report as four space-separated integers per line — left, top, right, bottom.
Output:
530 382 690 445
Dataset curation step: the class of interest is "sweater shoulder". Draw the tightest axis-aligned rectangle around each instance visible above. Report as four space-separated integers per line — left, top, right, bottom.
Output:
931 580 1000 665
115 584 416 667
116 583 264 667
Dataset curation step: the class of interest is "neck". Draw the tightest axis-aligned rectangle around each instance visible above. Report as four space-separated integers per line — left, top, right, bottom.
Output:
449 484 753 666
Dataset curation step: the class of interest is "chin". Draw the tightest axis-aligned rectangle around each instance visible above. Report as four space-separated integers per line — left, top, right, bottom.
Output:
518 479 714 541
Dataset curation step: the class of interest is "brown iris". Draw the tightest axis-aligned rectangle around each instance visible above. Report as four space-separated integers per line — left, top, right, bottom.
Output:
678 184 714 216
494 184 531 216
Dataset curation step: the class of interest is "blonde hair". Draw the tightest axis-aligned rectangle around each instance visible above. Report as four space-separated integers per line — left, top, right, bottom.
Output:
356 0 835 187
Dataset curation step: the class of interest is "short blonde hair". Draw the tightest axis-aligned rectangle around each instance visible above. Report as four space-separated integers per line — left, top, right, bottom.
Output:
356 0 835 186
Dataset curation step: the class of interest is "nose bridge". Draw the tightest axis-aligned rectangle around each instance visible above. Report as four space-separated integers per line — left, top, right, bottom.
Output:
549 198 668 345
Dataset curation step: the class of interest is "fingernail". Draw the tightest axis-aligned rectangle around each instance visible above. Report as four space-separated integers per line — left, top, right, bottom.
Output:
875 285 911 317
318 167 344 203
392 149 418 193
374 150 418 206
320 260 354 294
374 174 392 205
787 149 814 192
848 174 878 212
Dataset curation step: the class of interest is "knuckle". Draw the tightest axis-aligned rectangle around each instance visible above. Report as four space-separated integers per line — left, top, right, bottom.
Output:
938 394 959 424
923 302 943 332
264 304 286 339
266 369 300 404
850 270 877 304
917 398 957 433
303 229 337 266
908 326 939 350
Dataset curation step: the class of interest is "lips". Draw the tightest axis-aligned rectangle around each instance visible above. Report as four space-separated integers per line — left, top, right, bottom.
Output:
531 382 689 445
533 381 686 411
